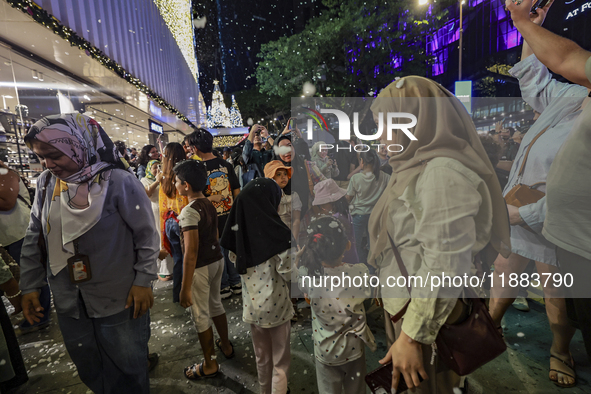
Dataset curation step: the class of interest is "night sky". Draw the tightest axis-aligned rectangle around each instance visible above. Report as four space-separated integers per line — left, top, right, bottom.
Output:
193 0 324 106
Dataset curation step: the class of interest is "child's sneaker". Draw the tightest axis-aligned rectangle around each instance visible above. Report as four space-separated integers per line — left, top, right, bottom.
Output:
220 287 232 299
230 283 242 295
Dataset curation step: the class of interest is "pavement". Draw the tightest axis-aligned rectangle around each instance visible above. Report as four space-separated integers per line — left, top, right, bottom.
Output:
6 280 591 394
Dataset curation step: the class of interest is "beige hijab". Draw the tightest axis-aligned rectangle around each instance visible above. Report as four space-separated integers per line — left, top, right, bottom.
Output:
368 76 511 265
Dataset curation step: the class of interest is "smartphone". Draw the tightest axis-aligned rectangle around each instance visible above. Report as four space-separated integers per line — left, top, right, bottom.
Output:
290 118 296 129
531 0 550 13
365 362 422 394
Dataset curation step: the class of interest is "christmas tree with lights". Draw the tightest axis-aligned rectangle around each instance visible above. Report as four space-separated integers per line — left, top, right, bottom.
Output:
197 91 208 128
207 80 232 128
229 95 243 128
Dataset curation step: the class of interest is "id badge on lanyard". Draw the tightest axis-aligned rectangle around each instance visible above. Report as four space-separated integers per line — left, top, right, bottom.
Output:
67 239 92 283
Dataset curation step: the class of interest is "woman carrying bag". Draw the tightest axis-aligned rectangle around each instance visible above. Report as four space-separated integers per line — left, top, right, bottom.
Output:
368 77 511 393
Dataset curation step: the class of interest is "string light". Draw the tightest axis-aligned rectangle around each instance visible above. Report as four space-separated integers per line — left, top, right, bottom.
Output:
212 135 245 148
152 0 199 81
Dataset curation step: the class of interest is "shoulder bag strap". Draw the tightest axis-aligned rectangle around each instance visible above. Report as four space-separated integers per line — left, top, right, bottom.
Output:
17 194 31 209
516 125 550 178
37 173 53 270
387 232 411 322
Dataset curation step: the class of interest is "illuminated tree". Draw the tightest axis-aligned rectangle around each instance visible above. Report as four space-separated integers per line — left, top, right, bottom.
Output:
207 80 232 128
229 95 243 128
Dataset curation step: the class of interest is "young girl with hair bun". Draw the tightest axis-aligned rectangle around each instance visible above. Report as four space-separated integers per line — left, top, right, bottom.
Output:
296 216 376 394
311 179 359 264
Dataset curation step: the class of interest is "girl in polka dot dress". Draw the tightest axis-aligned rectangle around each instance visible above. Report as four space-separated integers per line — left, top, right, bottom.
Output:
220 178 295 394
296 216 376 394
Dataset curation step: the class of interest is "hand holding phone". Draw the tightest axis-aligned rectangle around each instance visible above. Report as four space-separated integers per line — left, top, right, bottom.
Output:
282 118 295 135
365 362 422 394
530 0 550 14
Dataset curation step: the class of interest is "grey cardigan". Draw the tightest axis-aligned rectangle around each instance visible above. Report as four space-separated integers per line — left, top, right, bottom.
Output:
19 169 159 319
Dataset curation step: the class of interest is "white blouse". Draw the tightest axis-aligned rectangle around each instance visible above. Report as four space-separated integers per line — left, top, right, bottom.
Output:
507 54 588 265
238 249 295 328
299 263 376 366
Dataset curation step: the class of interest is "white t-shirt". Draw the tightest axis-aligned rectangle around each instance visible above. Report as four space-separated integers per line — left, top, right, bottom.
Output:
0 176 31 246
140 177 159 205
178 203 201 229
299 263 376 366
543 56 591 260
347 171 390 216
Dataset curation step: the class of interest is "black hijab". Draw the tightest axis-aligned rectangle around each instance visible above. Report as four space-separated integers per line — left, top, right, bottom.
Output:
220 178 293 274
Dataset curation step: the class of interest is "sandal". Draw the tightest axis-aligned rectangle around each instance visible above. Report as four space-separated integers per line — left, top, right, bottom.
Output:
215 338 235 359
184 362 218 380
148 353 159 372
549 354 576 388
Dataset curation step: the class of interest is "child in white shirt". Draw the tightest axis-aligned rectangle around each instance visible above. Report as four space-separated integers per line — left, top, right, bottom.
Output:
296 216 376 394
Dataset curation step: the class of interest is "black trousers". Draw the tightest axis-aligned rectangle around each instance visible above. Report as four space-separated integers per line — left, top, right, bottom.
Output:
0 301 28 392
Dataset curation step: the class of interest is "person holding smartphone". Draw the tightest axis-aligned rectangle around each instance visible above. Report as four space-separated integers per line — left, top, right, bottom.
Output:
504 0 591 370
242 124 274 185
489 1 589 387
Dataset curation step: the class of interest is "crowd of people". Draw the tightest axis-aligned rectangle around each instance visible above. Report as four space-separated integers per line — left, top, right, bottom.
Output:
0 1 590 393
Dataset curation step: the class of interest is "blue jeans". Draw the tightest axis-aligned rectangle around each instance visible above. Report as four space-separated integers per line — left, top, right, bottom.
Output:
165 218 183 303
6 238 51 327
220 246 240 289
352 214 371 266
58 298 150 394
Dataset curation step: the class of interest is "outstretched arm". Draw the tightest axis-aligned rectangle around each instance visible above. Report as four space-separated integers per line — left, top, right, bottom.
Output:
506 0 591 88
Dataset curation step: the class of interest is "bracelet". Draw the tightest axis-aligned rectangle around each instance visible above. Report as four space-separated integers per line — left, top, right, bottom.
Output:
5 289 21 299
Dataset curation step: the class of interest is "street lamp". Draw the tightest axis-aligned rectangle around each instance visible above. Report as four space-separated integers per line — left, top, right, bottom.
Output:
419 0 465 81
459 0 465 81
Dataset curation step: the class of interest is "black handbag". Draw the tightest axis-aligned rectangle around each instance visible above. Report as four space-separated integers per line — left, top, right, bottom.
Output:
387 234 506 376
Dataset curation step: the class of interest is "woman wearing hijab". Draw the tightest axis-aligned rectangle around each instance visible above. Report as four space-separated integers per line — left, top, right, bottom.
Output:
19 114 159 394
368 77 511 393
220 178 295 394
273 133 326 236
141 160 173 281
